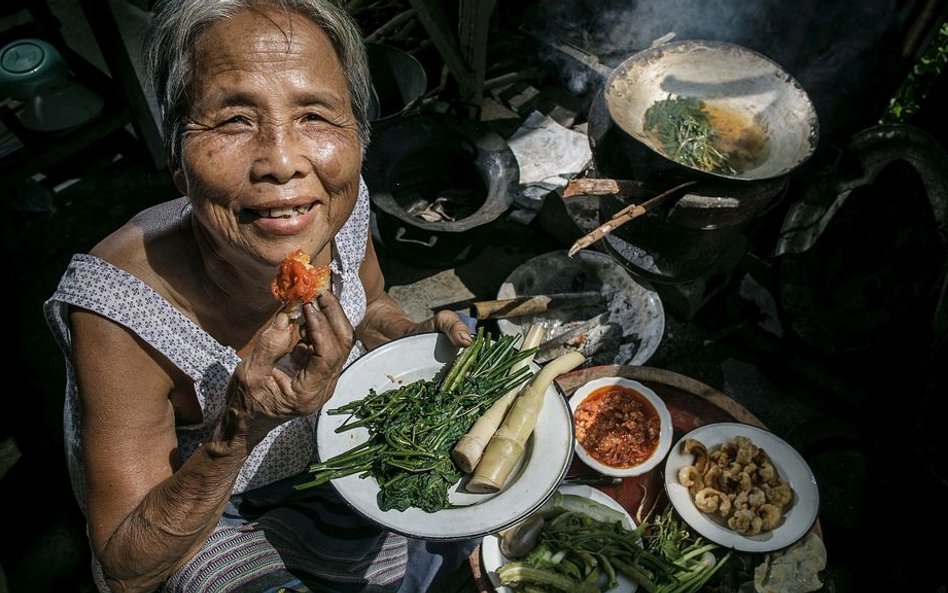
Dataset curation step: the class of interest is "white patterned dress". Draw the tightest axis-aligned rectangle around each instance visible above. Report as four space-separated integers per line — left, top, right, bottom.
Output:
41 182 461 593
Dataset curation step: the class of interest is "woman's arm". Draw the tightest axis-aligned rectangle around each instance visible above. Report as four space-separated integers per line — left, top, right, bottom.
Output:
72 292 353 593
355 235 473 350
73 308 243 593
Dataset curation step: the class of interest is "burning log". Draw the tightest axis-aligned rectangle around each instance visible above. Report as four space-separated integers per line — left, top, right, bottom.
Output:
563 178 649 198
568 181 697 257
470 291 605 320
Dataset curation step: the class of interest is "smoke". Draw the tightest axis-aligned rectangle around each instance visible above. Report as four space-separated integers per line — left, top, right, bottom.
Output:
524 0 904 143
784 2 904 142
525 0 797 60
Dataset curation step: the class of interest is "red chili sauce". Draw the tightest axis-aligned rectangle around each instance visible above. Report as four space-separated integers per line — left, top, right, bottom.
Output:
573 385 661 468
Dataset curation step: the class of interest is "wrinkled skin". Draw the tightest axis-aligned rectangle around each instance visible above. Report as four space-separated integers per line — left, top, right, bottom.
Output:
70 8 469 593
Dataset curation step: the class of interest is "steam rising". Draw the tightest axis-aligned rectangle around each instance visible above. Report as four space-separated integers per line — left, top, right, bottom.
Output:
524 0 903 143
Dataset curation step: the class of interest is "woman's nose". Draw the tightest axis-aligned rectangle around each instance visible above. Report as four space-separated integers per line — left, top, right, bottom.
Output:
250 123 309 183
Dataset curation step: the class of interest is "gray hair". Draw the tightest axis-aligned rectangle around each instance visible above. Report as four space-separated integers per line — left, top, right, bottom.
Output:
143 0 371 169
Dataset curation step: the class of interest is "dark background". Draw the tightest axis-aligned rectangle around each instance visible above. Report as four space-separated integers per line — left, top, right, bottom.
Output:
1 0 946 591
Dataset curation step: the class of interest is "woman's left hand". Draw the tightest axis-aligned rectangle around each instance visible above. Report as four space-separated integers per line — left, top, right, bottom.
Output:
357 291 474 351
410 310 474 347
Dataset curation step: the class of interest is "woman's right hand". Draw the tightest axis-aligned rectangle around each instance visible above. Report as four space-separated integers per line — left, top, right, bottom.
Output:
220 291 354 449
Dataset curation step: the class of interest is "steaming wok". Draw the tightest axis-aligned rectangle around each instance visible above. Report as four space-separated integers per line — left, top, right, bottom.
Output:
604 40 819 181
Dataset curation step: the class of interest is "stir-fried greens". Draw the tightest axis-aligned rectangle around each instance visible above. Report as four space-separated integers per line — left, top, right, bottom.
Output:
296 328 537 512
643 95 738 176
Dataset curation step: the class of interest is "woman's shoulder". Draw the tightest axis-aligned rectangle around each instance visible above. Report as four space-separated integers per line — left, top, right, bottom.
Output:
90 197 191 280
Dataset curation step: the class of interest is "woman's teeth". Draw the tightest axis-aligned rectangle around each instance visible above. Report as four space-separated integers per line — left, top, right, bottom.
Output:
259 204 312 218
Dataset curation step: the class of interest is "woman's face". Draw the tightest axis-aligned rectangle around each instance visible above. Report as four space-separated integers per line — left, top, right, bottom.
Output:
176 7 362 268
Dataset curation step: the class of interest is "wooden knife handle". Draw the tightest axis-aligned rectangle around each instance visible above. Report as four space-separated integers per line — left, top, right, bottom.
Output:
470 291 604 320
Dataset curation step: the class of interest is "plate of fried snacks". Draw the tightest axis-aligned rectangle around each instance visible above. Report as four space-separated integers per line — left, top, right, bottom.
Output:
664 422 819 553
305 330 575 540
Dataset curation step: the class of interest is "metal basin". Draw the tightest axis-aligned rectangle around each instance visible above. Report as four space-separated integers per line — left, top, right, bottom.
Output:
604 39 820 181
495 250 665 366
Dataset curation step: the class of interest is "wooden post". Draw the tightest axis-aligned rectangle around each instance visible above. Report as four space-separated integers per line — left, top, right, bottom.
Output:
456 0 496 103
408 0 496 105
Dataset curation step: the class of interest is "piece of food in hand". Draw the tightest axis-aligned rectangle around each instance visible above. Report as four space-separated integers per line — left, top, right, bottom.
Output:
271 249 331 323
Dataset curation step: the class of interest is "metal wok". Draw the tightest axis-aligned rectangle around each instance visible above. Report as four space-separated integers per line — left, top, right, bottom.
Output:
603 39 819 181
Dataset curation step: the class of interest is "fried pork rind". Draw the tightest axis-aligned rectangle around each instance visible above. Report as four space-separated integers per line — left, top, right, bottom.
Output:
677 434 794 535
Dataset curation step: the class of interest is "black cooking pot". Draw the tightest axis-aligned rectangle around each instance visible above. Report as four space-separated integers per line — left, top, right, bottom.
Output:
584 41 817 283
599 176 787 284
365 43 427 122
363 113 519 265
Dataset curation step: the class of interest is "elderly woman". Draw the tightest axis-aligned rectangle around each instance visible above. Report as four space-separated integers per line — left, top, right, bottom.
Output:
43 1 476 592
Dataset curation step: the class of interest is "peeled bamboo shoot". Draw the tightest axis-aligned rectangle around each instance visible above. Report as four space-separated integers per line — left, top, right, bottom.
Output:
466 351 586 493
452 324 546 473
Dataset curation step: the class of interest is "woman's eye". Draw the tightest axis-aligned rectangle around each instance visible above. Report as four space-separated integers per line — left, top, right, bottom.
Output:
220 115 250 126
302 112 325 123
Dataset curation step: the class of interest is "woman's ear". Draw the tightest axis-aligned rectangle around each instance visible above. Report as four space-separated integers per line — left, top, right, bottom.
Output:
172 166 186 195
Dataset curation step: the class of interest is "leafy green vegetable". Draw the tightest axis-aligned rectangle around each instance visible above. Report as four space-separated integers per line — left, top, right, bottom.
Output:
883 22 948 123
643 95 738 175
295 328 537 512
497 497 730 593
639 506 732 593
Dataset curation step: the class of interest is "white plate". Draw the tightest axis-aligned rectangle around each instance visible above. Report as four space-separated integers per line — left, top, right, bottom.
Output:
316 332 574 540
663 423 820 553
481 484 639 593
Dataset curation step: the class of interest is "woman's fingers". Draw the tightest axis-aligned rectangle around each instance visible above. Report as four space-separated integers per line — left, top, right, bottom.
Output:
300 295 352 359
292 296 353 403
433 310 474 346
315 292 356 351
243 312 298 374
407 310 474 346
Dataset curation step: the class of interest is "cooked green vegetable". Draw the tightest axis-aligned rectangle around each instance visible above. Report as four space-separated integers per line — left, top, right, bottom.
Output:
536 491 629 525
643 95 738 175
295 328 537 512
497 562 601 593
496 497 731 593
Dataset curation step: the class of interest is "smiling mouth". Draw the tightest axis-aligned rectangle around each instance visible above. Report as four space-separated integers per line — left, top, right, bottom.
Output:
245 202 316 220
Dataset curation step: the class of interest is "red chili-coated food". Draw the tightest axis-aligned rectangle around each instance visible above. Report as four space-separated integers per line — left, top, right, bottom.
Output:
574 385 661 468
271 249 330 316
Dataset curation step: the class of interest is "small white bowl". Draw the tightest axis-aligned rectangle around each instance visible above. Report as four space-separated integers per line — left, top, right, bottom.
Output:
569 376 673 477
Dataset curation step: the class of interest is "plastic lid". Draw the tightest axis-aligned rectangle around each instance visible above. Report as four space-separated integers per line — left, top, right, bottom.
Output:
1 40 47 75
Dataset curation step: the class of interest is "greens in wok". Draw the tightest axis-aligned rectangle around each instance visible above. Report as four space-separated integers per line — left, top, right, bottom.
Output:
643 95 738 176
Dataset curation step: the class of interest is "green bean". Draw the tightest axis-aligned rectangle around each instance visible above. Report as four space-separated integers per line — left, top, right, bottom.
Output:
496 499 732 593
